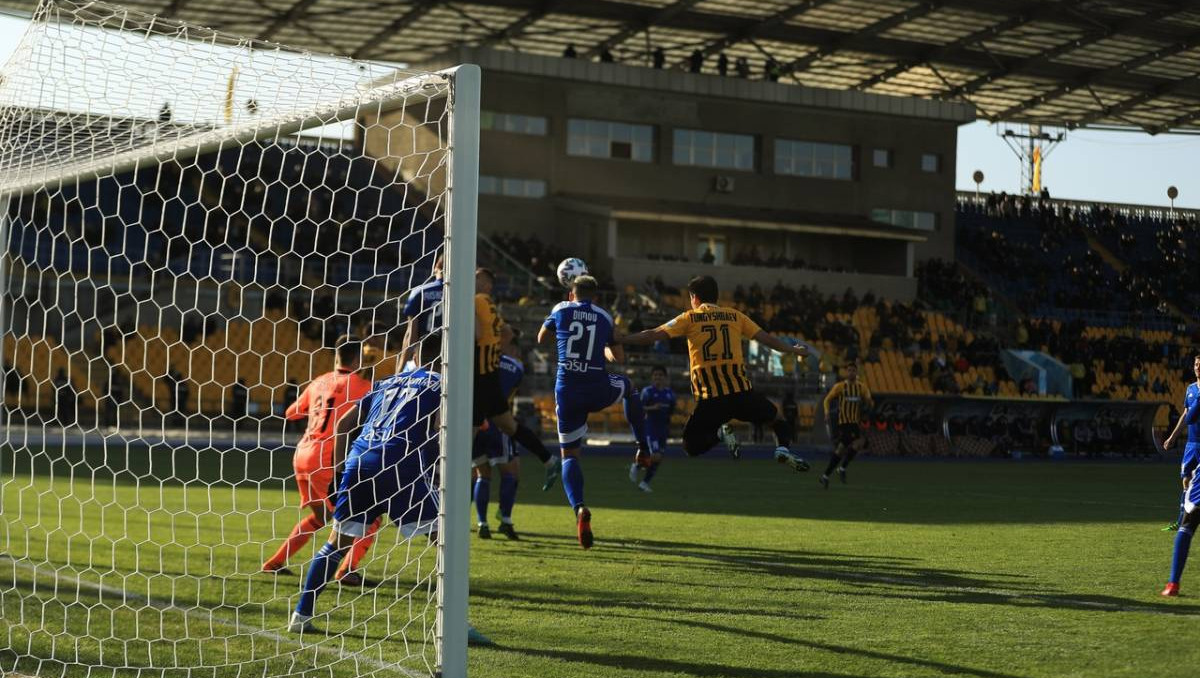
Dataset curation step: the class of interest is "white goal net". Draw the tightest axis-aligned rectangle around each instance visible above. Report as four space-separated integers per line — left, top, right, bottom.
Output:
0 1 478 676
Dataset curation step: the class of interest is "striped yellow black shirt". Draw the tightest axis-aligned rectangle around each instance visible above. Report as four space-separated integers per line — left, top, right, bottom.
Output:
475 293 504 375
658 304 761 400
823 380 873 425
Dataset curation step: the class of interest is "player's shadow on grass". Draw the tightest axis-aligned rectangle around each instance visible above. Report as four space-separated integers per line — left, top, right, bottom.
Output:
506 532 1040 595
473 585 825 622
477 582 1028 678
839 583 1200 618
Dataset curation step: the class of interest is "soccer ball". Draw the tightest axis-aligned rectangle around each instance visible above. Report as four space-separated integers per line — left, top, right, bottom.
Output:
556 257 588 288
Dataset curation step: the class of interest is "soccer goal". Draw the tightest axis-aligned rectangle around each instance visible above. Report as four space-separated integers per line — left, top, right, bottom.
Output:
0 1 477 676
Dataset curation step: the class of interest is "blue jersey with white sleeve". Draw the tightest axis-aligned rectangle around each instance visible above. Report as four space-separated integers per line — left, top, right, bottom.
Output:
348 368 442 469
543 300 614 387
333 367 441 536
403 279 444 335
640 385 676 443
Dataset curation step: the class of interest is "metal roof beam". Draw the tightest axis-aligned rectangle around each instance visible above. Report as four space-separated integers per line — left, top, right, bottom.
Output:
581 0 704 60
1149 104 1200 133
1076 69 1200 127
351 0 442 59
475 0 558 49
669 0 836 69
256 0 322 41
994 25 1200 121
779 1 943 79
936 0 1195 44
938 1 1187 101
852 1 1046 90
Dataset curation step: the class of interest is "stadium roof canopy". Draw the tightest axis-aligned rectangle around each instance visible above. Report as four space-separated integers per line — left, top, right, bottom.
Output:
7 0 1200 134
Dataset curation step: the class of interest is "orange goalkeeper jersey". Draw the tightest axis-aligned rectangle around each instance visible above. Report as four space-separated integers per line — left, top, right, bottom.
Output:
287 368 372 472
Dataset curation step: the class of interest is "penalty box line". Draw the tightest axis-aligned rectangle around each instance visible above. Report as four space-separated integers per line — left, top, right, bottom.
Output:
3 557 427 678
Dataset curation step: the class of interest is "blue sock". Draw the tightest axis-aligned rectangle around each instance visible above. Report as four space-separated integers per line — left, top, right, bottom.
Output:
473 477 490 525
499 473 518 521
562 456 584 510
643 461 660 484
622 392 649 449
1170 527 1194 584
296 541 347 617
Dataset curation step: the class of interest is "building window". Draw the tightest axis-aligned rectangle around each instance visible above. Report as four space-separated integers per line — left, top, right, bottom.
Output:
921 153 940 173
673 129 755 171
481 111 548 136
774 139 853 180
872 148 891 168
696 234 726 265
567 119 654 162
871 208 937 231
480 175 547 199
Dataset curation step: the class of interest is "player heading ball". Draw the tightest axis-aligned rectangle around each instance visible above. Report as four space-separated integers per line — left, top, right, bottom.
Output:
619 275 811 471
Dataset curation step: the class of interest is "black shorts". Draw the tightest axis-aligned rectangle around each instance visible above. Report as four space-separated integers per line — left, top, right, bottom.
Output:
682 389 778 456
473 370 509 427
835 423 862 447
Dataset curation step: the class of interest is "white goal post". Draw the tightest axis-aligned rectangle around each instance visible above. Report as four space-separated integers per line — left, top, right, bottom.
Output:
0 1 477 676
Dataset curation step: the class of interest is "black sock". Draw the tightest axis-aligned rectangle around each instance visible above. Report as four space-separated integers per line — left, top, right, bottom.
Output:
512 424 551 464
823 449 842 476
840 448 859 469
771 420 791 448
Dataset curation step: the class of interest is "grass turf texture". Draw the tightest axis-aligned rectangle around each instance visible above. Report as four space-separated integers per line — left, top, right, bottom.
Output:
3 446 1198 677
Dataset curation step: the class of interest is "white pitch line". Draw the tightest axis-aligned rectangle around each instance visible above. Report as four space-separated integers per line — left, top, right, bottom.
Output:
5 558 428 678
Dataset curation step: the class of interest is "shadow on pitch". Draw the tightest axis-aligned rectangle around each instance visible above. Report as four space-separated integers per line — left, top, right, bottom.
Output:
497 531 1039 595
836 582 1200 618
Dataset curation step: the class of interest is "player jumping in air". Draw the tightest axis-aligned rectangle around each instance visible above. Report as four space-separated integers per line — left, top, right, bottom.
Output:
472 329 527 540
473 268 562 491
618 275 810 471
820 362 873 488
263 336 371 575
1160 355 1200 596
537 275 653 549
632 365 675 493
289 335 442 632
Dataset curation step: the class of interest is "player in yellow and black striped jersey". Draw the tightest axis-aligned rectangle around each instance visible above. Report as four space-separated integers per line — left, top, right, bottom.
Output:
820 363 874 488
471 269 559 484
618 275 812 473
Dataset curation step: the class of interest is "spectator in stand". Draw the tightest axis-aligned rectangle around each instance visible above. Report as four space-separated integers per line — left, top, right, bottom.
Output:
652 47 665 69
563 44 577 59
735 56 750 78
701 247 715 264
689 49 704 73
717 53 729 76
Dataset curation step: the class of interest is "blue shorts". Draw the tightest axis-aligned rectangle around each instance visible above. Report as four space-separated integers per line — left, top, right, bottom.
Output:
646 423 669 454
331 455 438 539
472 425 518 467
555 373 630 448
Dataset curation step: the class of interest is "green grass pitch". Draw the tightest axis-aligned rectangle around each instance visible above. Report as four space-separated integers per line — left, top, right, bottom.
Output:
3 446 1200 677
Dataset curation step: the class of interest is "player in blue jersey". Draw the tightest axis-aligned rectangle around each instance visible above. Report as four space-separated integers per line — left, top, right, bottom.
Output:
537 275 652 549
631 365 675 493
289 334 442 632
1160 354 1200 596
1163 369 1200 532
473 329 527 540
400 254 443 366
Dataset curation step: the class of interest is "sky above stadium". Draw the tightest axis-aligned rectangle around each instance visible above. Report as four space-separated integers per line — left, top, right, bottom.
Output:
3 12 1200 209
